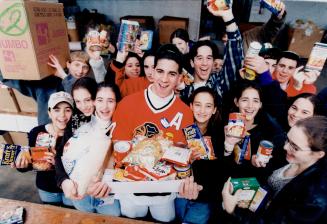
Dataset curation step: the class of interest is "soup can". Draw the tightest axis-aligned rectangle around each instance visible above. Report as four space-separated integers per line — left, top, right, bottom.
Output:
227 113 246 138
257 140 274 163
174 164 191 179
114 141 131 167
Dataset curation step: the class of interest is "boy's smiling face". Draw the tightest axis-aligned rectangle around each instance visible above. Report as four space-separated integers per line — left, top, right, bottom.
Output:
67 60 90 79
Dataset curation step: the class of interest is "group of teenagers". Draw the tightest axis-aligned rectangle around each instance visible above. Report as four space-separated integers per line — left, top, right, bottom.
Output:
1 3 327 224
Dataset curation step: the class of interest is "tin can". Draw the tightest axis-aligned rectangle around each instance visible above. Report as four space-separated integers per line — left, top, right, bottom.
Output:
113 141 131 167
244 42 262 80
206 0 232 11
260 0 284 16
227 113 246 138
257 140 274 163
174 164 191 179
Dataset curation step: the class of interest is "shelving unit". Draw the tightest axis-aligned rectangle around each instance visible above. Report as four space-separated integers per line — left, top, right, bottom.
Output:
0 113 37 133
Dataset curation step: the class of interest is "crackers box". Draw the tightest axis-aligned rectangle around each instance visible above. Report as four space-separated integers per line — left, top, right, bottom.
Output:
0 0 69 80
231 177 260 208
305 42 327 72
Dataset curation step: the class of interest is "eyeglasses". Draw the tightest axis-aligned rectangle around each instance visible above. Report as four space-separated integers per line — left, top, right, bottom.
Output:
285 138 311 153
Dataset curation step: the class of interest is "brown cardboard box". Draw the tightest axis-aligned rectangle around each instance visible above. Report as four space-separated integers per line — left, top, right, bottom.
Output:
9 132 29 146
12 89 37 114
159 16 189 44
0 84 20 113
288 25 324 58
120 16 155 30
0 132 13 144
0 0 70 80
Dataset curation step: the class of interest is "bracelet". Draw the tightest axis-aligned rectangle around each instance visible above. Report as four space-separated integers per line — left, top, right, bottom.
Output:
224 18 235 26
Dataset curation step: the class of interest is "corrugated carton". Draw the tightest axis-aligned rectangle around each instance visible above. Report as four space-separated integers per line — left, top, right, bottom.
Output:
0 0 69 80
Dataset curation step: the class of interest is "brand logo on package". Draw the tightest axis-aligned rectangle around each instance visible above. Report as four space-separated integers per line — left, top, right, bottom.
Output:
0 3 28 36
36 23 49 45
3 50 16 62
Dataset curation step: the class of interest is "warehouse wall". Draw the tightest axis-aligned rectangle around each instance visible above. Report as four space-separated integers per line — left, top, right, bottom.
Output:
76 0 202 41
250 0 327 28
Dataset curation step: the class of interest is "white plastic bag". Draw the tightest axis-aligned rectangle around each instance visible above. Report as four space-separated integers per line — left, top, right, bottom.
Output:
62 115 116 196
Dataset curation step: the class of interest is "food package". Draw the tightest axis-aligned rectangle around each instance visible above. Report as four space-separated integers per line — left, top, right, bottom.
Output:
207 0 232 11
122 138 163 169
249 187 268 212
139 161 176 181
139 30 153 51
183 124 215 160
234 133 251 164
62 116 116 196
123 165 147 181
260 0 284 16
0 206 24 224
0 144 29 166
161 146 191 167
117 20 140 52
231 177 260 208
305 42 327 73
30 146 52 171
227 113 246 138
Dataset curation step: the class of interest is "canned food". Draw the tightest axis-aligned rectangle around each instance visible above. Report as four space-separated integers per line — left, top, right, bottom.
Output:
257 140 274 163
244 42 262 80
113 141 131 167
174 164 191 179
206 0 232 11
227 113 246 138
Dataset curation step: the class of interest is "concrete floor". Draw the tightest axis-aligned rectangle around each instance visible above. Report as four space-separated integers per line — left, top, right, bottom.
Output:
0 165 40 203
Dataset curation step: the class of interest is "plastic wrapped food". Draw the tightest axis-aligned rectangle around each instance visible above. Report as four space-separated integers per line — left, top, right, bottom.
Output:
122 139 163 169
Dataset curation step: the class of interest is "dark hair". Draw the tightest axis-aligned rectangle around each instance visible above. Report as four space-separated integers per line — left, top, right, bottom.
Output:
123 52 143 77
189 86 221 129
277 51 300 67
71 77 97 101
232 81 263 124
96 82 122 103
296 116 327 155
189 40 219 61
154 44 183 73
288 93 320 114
170 28 190 43
141 51 155 75
259 47 281 60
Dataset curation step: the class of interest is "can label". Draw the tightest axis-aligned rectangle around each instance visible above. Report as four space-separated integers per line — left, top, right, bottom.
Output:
227 113 246 138
257 140 273 163
114 141 131 167
174 164 191 179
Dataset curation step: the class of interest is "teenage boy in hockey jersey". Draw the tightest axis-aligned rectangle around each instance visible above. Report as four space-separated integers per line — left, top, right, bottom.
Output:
111 45 193 222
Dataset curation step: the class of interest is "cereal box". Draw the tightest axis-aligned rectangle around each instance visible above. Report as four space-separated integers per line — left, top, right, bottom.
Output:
0 144 21 165
183 124 214 160
305 42 327 73
231 177 260 208
117 20 140 52
249 187 268 212
139 30 153 51
234 133 251 164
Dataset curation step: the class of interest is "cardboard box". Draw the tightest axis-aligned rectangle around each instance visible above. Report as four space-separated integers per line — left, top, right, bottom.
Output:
9 132 29 146
120 15 155 30
12 89 37 114
159 16 189 44
288 24 324 58
0 84 20 113
0 0 70 80
0 132 13 144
